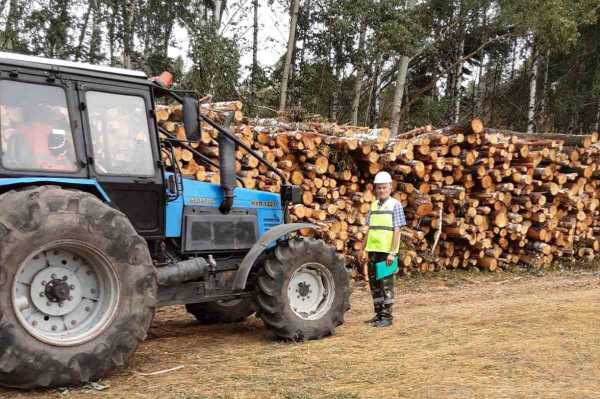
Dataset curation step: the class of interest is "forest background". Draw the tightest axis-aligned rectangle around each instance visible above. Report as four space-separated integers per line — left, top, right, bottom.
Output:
1 0 599 136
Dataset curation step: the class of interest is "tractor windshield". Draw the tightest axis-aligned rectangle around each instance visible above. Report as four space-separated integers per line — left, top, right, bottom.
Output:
0 80 78 172
85 91 154 177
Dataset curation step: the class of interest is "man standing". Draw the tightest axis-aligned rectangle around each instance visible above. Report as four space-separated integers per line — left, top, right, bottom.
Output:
362 171 406 327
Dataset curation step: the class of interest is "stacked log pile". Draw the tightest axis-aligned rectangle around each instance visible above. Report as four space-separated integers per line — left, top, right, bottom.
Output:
156 102 600 275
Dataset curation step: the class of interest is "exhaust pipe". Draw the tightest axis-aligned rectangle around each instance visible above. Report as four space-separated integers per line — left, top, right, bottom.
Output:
157 257 210 287
219 112 236 214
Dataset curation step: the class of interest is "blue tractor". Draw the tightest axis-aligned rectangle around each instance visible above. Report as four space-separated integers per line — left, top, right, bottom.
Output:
0 52 350 389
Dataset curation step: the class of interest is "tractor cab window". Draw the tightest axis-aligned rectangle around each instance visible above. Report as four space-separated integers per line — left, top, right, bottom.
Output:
0 80 78 172
86 91 154 177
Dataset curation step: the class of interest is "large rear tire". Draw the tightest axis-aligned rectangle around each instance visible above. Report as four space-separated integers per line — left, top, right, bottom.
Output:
255 237 350 341
0 186 156 389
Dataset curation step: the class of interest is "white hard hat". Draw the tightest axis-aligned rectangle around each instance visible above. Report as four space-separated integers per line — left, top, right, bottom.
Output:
374 171 392 184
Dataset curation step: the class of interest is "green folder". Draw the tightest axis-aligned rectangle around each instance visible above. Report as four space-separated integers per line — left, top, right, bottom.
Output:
375 257 398 280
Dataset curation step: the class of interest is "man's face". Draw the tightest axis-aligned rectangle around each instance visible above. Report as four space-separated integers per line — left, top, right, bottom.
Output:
375 183 391 201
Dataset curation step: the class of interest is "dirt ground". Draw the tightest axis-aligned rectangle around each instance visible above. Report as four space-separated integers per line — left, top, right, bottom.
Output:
2 267 600 399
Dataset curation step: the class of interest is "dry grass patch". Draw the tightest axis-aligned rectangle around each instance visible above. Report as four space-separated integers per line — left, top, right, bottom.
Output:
2 269 600 399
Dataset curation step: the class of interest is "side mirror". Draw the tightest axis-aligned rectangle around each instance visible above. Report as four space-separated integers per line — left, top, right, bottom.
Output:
166 173 177 194
281 184 302 204
182 96 200 141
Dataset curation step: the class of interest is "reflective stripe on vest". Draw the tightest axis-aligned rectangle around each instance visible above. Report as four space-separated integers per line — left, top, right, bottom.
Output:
365 199 395 253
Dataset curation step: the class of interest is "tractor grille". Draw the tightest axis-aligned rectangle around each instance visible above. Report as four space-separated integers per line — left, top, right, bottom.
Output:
183 207 258 252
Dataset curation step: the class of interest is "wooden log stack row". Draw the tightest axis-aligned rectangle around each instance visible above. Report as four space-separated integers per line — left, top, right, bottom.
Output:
156 102 600 276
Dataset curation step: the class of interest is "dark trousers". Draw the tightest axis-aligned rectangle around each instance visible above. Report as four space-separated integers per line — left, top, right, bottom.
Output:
368 252 395 320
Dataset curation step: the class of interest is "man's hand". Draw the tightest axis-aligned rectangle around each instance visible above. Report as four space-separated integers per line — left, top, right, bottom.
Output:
386 253 396 266
359 250 367 262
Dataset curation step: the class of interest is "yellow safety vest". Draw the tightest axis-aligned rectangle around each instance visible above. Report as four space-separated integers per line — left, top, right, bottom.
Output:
365 198 396 253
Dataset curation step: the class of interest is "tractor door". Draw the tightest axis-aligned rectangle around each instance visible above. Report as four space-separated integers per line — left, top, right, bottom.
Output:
78 83 165 238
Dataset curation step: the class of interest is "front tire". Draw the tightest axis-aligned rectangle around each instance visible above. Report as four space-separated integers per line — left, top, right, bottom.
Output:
255 237 350 341
0 186 156 389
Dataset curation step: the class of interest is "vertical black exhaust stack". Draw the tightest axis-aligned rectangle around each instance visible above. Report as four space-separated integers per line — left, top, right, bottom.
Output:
219 113 236 214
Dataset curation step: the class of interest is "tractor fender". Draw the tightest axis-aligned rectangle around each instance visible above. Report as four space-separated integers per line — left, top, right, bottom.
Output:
0 177 111 203
232 222 317 291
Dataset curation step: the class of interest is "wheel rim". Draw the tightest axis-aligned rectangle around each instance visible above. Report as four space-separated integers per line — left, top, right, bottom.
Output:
287 262 335 320
12 240 120 347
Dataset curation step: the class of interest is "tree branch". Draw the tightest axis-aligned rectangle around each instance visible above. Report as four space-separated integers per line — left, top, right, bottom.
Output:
401 32 516 113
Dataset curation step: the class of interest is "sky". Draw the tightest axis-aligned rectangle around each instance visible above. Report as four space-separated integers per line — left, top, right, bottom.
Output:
168 1 289 78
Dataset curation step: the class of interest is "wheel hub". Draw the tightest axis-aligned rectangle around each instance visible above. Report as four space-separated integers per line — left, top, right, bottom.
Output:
297 282 311 297
30 266 83 317
45 279 71 303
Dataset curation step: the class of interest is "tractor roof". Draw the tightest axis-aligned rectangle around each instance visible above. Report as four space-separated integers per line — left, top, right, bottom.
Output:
0 51 148 80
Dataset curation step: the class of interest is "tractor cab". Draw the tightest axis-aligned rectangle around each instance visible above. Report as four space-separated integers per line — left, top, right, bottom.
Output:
0 52 166 237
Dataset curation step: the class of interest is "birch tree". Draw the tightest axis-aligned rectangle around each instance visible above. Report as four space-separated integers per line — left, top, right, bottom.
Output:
389 0 417 137
279 0 300 112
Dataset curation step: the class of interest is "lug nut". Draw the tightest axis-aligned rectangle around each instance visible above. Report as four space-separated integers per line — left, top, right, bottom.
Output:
39 292 45 297
58 303 63 308
70 320 77 326
90 288 96 294
70 285 75 290
41 281 47 286
62 275 68 281
51 274 56 279
46 301 52 306
51 325 57 331
85 306 90 312
31 321 37 327
68 296 73 301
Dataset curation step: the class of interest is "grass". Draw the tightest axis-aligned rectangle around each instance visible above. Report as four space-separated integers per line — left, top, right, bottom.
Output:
2 268 600 399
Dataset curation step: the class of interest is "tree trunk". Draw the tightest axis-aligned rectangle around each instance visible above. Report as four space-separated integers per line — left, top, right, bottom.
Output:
252 0 259 86
539 49 551 130
163 20 173 58
108 11 115 65
351 20 368 125
122 0 134 69
510 38 516 81
213 0 223 29
453 39 465 123
249 0 259 112
595 98 600 132
369 56 383 127
3 0 19 49
390 0 417 137
452 5 466 124
0 0 9 16
75 1 93 61
475 3 488 116
279 0 300 113
88 1 101 62
390 56 410 136
475 56 484 115
332 62 340 122
299 0 310 68
527 42 539 133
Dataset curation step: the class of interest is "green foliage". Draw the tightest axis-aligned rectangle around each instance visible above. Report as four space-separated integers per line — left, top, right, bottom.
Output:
0 0 598 133
498 0 599 50
184 24 241 99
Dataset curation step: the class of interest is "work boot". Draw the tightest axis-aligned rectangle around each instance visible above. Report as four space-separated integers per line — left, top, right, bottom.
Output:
364 315 379 324
371 318 393 328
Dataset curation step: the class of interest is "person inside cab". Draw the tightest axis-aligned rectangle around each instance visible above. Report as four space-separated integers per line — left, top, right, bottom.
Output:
0 81 77 172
